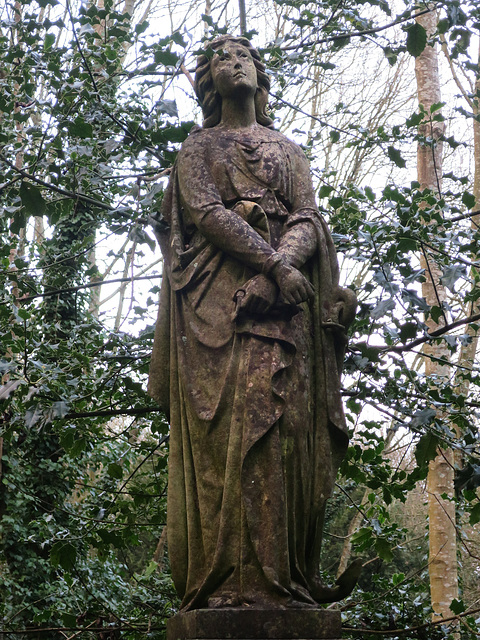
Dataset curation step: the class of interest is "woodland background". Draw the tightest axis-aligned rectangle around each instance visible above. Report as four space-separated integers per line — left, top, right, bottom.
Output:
1 0 480 637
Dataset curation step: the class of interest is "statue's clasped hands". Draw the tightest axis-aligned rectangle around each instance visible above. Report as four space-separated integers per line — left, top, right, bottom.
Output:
271 259 314 305
234 257 314 318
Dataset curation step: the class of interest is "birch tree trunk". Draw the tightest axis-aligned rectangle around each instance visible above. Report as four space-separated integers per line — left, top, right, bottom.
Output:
454 41 480 396
415 7 458 621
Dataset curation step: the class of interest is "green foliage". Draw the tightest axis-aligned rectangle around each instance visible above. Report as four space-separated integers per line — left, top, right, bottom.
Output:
405 22 427 58
2 0 480 637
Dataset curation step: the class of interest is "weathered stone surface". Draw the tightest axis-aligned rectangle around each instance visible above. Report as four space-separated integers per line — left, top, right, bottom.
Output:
148 35 358 613
166 608 341 640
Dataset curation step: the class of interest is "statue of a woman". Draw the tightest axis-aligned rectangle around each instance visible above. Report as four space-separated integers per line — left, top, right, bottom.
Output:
148 36 357 611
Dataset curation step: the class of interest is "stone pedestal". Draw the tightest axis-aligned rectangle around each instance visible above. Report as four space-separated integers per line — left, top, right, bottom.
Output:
166 608 341 640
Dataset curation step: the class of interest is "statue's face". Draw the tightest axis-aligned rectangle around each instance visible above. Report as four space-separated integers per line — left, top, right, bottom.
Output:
210 42 258 99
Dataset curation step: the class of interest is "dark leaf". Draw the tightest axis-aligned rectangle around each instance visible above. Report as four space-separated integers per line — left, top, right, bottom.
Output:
68 117 93 138
399 322 417 342
450 599 466 615
470 502 480 525
50 541 76 570
107 462 123 479
405 22 427 58
440 264 467 292
329 130 340 143
462 191 476 209
154 49 179 67
414 431 439 467
387 146 406 168
375 538 394 562
20 181 46 217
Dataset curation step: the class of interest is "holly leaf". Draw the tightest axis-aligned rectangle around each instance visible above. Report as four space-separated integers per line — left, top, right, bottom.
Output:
387 145 406 168
414 431 439 467
462 191 476 209
405 22 427 58
450 598 466 615
20 181 46 216
50 541 76 570
371 298 395 320
375 538 394 562
399 322 418 342
470 502 480 525
107 462 123 479
68 117 93 138
440 264 467 292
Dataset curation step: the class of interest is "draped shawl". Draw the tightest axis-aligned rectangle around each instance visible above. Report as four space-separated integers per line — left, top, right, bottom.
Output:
148 125 352 610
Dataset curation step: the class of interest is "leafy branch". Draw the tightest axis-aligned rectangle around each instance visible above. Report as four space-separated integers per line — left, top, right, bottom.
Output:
281 6 436 50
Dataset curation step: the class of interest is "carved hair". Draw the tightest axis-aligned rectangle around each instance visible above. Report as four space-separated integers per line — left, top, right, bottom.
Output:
194 36 274 129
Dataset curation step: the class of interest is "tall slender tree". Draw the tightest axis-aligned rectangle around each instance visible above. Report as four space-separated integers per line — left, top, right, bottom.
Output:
415 6 458 622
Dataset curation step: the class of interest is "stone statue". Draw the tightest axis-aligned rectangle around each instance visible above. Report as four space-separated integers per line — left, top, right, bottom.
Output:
148 36 358 612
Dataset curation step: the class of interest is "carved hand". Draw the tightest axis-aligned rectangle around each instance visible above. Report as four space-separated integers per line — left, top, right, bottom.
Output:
234 274 278 316
271 261 314 305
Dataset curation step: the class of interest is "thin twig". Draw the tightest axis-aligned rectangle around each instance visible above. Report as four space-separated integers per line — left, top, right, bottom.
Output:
4 274 162 305
281 7 435 51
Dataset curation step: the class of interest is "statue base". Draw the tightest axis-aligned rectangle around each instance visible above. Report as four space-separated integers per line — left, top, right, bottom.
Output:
166 608 342 640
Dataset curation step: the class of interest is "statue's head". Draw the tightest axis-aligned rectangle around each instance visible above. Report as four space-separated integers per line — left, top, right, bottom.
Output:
194 36 273 129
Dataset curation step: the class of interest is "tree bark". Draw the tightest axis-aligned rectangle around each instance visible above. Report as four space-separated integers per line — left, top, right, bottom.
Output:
415 7 458 622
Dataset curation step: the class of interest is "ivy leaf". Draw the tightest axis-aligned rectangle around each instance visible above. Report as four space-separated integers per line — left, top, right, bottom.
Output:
405 22 427 58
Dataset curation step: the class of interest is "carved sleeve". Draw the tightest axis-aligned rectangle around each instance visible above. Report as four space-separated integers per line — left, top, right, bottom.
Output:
177 135 278 273
277 145 319 269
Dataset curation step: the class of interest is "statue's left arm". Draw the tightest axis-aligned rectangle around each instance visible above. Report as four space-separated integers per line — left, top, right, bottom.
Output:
236 144 321 315
276 145 320 269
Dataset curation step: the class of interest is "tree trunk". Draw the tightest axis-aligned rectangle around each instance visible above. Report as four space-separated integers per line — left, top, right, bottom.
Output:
415 7 458 621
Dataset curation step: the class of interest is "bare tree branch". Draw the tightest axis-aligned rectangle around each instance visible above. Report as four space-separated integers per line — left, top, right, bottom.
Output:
2 274 162 305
